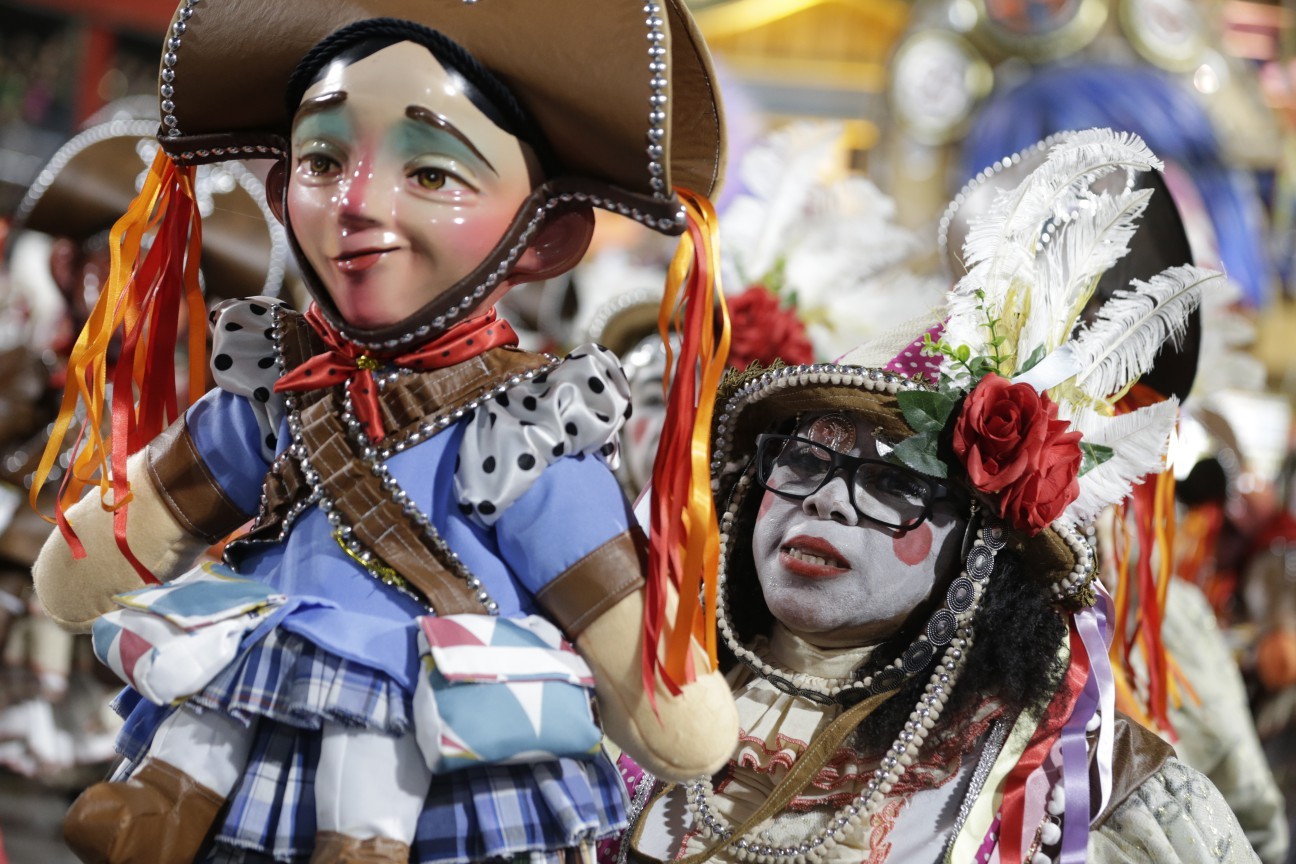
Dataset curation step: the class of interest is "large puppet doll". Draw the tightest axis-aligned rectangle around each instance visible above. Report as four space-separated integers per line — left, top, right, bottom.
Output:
31 3 739 863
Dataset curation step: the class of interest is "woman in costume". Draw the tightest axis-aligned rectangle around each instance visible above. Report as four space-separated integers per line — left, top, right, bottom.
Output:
31 3 739 863
618 129 1260 863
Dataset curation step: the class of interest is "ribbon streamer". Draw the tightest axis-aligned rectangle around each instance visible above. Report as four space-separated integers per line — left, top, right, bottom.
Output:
31 150 204 583
644 190 731 703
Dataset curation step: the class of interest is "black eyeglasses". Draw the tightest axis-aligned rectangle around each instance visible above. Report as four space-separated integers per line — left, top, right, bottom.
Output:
754 433 955 531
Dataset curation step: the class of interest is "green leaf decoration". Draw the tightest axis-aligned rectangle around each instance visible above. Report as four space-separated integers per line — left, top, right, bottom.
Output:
1018 344 1047 375
968 356 998 379
955 345 972 363
891 433 948 479
896 390 956 434
1079 441 1114 476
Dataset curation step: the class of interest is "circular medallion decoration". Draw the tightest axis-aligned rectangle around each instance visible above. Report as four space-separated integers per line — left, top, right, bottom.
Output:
1120 0 1206 72
972 0 1107 62
888 31 993 145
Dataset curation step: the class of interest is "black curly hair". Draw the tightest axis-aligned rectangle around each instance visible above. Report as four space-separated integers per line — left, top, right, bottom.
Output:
286 18 556 175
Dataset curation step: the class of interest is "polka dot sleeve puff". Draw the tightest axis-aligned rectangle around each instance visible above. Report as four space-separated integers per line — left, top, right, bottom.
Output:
207 297 292 462
455 344 632 526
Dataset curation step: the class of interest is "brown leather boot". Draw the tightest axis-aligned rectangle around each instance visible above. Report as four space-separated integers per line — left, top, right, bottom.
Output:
63 759 225 864
310 831 412 863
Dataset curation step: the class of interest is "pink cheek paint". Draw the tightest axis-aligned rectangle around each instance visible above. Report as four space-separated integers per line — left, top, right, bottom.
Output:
757 491 775 522
893 523 932 566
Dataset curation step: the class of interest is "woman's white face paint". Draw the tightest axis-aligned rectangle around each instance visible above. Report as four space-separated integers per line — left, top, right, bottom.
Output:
750 413 966 647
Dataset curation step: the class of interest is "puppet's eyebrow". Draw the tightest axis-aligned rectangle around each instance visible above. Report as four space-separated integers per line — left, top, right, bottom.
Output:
406 105 497 175
295 91 347 125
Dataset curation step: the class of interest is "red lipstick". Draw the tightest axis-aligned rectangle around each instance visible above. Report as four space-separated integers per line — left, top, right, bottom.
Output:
780 535 849 579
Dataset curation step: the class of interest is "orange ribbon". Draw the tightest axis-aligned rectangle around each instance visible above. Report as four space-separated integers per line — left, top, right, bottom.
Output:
643 190 731 702
32 150 204 583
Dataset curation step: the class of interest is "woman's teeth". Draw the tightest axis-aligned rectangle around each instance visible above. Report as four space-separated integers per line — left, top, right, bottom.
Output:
786 548 838 567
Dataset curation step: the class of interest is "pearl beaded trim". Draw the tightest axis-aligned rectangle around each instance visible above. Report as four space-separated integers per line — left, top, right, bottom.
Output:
335 388 499 614
684 625 977 863
251 305 501 614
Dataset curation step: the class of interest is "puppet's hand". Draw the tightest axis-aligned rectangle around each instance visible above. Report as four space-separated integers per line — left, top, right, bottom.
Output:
577 588 738 781
32 451 211 633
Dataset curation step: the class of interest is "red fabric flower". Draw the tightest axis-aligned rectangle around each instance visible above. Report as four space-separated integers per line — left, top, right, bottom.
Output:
952 373 1083 535
726 285 814 370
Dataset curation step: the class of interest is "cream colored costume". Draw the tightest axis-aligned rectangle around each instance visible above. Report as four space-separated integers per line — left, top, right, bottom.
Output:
633 624 1258 864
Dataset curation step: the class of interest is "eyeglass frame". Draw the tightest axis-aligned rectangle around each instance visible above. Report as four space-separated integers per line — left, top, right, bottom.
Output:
752 432 961 531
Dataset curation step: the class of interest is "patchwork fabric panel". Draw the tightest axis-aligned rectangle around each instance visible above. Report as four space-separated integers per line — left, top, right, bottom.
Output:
414 614 602 772
92 562 284 705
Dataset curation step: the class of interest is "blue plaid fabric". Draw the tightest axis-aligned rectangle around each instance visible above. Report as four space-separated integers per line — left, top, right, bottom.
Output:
191 628 411 733
201 719 625 864
114 627 624 864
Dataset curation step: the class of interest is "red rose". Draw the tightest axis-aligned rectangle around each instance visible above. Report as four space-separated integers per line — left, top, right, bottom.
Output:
726 285 814 370
952 373 1083 535
997 418 1083 534
952 373 1049 493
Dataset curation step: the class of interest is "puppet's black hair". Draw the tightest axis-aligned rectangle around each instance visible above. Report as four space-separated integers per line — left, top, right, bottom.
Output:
286 18 556 174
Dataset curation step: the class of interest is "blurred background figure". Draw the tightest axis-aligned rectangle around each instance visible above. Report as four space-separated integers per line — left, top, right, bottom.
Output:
0 89 289 859
571 122 945 499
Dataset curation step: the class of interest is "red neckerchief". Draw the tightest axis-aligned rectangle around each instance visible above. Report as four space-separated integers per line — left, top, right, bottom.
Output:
275 304 517 441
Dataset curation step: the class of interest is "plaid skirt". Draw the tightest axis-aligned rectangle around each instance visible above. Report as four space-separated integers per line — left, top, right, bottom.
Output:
113 628 627 863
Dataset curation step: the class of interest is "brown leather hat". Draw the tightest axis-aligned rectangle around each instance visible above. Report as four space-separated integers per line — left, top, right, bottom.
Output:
11 116 288 302
155 0 723 227
148 0 725 348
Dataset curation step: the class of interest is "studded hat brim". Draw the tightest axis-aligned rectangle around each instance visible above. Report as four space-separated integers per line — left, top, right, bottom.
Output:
711 363 1090 599
152 0 724 222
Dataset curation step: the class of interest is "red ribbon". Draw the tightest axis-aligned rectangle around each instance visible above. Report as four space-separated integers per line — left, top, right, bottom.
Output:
275 305 517 441
998 624 1090 864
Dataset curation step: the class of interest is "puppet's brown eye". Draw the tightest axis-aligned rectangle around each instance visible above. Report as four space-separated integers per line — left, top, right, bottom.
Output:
414 168 448 190
301 154 338 176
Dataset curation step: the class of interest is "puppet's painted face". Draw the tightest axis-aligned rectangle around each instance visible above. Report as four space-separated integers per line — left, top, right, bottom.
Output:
288 41 535 329
750 413 966 647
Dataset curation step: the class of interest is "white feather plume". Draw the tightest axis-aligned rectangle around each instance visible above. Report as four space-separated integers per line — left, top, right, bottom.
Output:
1063 399 1180 524
725 123 843 284
1015 188 1153 360
1067 265 1216 402
944 130 1164 371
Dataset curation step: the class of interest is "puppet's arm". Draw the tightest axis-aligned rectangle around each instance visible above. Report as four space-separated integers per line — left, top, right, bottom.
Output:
32 451 210 632
577 585 738 780
530 526 737 781
33 414 252 633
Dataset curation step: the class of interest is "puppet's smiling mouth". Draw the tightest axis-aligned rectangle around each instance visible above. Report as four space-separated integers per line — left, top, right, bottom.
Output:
333 247 399 272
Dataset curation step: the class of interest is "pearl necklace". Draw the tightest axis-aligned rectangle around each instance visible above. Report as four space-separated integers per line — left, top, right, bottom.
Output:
685 626 976 864
690 517 1002 862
